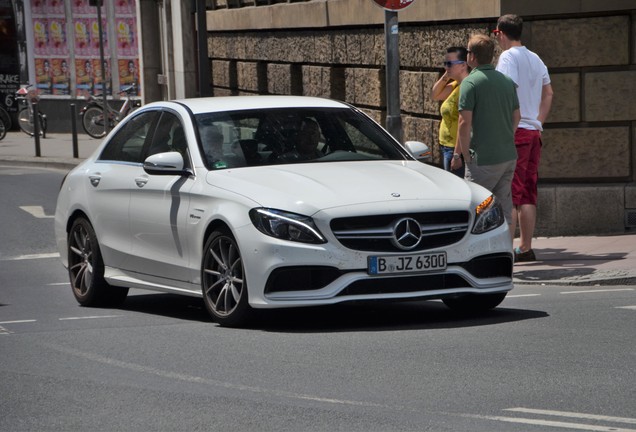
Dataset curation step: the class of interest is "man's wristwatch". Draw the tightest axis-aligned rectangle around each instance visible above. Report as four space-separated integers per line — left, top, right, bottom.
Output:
452 153 461 160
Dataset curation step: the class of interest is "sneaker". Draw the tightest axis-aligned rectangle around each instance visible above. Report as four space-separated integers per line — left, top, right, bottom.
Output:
514 247 536 263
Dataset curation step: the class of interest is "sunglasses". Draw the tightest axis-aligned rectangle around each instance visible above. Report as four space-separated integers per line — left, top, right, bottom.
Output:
443 60 466 68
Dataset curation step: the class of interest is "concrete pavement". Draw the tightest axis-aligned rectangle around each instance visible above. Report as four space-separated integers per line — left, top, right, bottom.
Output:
0 130 100 170
2 130 635 287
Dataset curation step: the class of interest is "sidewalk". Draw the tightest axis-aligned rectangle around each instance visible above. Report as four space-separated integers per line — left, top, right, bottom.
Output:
2 131 636 287
0 130 100 170
513 235 636 286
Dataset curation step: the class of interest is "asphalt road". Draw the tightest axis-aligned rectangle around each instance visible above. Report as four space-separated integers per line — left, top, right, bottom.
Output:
1 165 635 432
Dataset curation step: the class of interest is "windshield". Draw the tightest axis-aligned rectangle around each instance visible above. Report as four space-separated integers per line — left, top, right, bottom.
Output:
194 107 409 170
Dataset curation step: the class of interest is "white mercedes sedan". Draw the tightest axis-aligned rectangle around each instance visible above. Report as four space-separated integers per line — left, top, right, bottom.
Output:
55 96 513 326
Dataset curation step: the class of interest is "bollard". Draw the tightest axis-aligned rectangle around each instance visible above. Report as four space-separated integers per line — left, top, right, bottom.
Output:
32 101 41 157
70 103 79 158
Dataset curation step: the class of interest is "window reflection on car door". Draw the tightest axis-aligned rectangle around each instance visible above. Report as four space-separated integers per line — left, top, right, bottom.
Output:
128 110 195 284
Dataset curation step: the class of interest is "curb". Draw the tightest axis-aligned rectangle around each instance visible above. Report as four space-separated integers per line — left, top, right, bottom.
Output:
0 156 80 171
514 277 636 286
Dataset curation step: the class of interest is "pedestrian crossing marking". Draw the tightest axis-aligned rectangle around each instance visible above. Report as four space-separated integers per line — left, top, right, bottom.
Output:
19 205 54 218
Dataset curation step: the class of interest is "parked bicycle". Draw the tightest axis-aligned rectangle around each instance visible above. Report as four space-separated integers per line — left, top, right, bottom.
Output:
16 84 47 137
0 106 10 141
81 84 140 138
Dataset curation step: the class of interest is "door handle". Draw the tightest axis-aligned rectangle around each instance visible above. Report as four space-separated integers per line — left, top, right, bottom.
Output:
135 177 148 188
89 175 101 187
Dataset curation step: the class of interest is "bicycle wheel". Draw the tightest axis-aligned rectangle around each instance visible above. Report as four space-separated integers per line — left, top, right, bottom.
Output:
18 107 35 136
0 106 11 132
17 107 46 137
82 106 108 138
0 118 6 141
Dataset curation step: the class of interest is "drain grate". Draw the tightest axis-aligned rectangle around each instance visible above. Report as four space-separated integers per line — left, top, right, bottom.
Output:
626 209 636 228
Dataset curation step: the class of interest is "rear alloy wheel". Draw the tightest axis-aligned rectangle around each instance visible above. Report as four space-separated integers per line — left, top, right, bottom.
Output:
68 218 128 307
202 229 251 327
442 292 507 312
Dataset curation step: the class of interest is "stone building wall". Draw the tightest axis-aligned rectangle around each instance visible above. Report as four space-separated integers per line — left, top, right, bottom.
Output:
206 4 636 236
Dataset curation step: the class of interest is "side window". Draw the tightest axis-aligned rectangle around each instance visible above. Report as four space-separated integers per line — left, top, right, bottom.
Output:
99 111 158 163
146 111 190 169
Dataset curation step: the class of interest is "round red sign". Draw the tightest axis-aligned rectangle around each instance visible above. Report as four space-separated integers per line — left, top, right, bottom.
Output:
372 0 415 11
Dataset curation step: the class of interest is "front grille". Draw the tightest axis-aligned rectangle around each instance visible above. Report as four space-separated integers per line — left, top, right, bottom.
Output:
336 274 469 297
331 211 470 252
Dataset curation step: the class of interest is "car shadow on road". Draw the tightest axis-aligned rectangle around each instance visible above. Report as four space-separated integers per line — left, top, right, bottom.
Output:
116 293 548 332
120 293 210 322
251 301 548 333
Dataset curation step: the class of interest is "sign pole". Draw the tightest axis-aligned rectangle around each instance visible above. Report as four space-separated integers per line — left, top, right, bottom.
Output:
384 10 402 143
91 0 109 135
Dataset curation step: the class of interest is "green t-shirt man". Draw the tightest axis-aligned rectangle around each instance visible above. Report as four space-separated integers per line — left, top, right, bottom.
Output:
458 64 519 165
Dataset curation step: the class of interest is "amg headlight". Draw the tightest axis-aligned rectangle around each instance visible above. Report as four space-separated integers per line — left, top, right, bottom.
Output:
472 195 505 234
249 208 326 244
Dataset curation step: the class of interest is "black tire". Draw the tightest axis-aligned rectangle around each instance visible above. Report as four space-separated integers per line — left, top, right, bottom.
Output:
0 107 11 139
0 118 6 141
68 217 128 307
17 108 46 137
18 107 46 136
442 292 507 313
82 106 108 138
201 229 251 327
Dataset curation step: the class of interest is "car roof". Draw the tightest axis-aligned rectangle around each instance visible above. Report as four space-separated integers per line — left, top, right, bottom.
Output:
168 95 350 115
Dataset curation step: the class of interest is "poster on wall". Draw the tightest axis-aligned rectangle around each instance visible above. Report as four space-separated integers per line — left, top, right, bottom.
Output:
89 18 108 57
115 9 139 94
116 17 136 57
93 58 111 95
71 0 93 15
118 59 138 89
33 17 48 56
48 17 68 56
35 58 52 94
45 0 65 15
29 0 140 98
115 0 135 15
51 58 71 95
75 58 93 95
31 0 46 15
73 18 91 56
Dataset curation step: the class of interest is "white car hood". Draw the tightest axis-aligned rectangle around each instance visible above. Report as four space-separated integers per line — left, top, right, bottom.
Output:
207 161 476 215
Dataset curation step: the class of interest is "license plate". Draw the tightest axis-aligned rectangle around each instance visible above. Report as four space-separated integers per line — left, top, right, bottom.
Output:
368 252 447 275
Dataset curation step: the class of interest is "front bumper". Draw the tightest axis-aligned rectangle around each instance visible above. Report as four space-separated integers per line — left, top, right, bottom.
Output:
237 223 513 309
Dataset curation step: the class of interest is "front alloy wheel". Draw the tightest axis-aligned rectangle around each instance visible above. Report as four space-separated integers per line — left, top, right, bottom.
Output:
202 230 251 327
68 217 128 306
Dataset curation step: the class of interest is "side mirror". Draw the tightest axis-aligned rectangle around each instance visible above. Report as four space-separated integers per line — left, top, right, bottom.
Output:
143 152 190 176
404 140 432 164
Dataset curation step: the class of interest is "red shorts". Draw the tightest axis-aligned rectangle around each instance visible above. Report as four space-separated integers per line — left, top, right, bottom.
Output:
512 128 542 206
